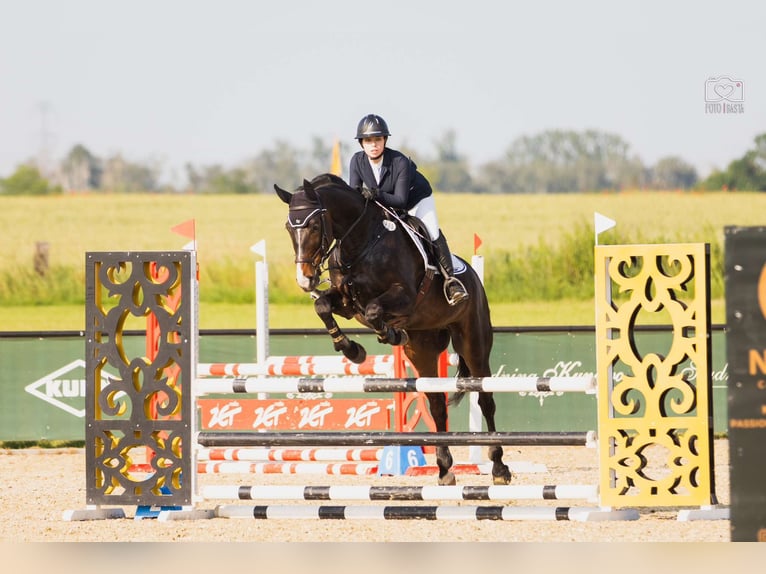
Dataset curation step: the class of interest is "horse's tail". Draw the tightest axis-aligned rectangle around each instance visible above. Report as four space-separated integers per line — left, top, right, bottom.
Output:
447 391 466 407
447 354 470 406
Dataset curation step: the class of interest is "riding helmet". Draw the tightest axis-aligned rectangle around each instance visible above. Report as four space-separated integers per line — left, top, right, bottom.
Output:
355 114 391 140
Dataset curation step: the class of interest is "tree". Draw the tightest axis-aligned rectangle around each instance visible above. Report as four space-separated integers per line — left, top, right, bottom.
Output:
182 163 253 194
0 164 62 195
651 156 698 189
100 154 160 192
60 144 102 191
306 136 333 176
474 129 646 193
701 133 766 191
243 140 302 193
421 130 474 193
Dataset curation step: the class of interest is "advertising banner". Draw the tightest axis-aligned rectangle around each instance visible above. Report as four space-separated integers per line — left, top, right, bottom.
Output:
197 398 394 431
725 226 766 542
0 328 729 442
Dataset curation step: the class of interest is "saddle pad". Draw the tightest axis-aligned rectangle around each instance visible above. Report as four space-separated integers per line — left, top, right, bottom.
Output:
395 218 468 275
452 255 467 275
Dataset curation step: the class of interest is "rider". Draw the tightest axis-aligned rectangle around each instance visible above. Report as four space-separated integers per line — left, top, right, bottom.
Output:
348 113 468 306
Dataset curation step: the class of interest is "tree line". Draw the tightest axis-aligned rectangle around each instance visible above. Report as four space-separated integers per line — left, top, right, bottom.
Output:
2 129 765 195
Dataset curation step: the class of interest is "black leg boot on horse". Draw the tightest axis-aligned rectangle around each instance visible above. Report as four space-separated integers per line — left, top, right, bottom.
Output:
433 231 469 306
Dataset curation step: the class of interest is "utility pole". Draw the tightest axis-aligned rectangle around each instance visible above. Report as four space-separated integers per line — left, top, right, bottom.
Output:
37 101 55 178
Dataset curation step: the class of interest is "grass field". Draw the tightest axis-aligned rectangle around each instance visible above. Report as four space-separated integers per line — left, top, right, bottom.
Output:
2 190 762 271
0 190 757 330
0 298 729 331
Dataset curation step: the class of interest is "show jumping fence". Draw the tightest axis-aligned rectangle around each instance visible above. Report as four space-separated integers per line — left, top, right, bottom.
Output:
65 245 726 522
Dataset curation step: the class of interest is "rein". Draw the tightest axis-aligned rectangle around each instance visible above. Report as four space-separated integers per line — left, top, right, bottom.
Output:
298 195 371 276
292 186 435 309
324 198 369 268
334 220 385 274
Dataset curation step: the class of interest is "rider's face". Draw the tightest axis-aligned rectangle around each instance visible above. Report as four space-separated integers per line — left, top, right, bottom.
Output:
361 136 386 160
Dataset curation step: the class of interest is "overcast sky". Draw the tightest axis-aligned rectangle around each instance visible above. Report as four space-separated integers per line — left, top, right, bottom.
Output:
1 0 764 183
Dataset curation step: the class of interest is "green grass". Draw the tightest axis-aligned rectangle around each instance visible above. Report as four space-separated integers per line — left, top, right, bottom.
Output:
0 190 754 330
2 190 761 271
1 298 727 331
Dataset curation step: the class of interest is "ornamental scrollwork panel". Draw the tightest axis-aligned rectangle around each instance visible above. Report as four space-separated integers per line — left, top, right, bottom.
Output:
595 244 715 508
85 252 195 507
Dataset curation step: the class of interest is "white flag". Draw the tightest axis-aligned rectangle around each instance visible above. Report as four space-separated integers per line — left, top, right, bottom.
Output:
594 212 616 236
250 239 267 259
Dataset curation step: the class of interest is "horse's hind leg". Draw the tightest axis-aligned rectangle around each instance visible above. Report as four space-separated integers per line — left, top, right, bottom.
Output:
478 391 512 485
405 330 455 486
452 331 512 485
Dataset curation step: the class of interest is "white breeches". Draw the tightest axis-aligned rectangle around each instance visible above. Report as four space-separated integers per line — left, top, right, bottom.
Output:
408 195 440 240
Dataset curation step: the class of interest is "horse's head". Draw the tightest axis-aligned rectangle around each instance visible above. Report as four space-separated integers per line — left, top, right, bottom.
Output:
274 177 334 292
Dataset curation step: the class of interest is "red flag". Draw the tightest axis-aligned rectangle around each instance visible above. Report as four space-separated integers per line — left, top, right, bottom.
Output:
473 233 483 255
171 219 196 240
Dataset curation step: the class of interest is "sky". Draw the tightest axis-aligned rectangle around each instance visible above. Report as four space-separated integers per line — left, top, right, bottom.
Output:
1 0 764 184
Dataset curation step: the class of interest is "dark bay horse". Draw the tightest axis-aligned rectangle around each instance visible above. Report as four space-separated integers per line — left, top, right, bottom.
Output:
274 173 511 485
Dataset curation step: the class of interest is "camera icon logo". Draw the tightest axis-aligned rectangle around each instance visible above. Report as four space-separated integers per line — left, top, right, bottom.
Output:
705 76 744 102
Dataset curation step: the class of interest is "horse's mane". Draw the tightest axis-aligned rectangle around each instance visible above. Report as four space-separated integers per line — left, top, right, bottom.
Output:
306 173 350 191
288 173 361 217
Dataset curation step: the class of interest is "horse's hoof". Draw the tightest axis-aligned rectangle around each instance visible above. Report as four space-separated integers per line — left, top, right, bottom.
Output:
492 467 513 485
438 472 457 486
343 342 367 364
376 327 408 347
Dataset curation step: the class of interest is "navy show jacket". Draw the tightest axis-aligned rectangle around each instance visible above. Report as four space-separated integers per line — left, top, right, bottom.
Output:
348 148 432 210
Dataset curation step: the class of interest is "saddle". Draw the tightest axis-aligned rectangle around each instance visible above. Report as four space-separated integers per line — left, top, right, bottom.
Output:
385 211 467 276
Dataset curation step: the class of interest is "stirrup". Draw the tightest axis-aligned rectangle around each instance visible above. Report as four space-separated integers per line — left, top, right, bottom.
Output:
443 277 469 306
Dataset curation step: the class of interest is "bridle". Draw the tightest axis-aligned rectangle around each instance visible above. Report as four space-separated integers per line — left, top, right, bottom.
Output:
288 193 371 278
287 206 330 275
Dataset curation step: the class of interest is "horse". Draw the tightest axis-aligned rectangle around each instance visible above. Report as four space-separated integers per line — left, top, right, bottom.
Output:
274 173 511 486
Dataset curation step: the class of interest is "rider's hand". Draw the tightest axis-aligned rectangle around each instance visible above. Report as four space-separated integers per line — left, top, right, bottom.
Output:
361 186 377 201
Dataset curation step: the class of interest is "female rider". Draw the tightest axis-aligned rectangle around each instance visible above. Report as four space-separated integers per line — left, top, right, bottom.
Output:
348 113 468 305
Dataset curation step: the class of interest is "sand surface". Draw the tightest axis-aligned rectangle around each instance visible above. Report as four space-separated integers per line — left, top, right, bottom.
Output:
0 441 731 543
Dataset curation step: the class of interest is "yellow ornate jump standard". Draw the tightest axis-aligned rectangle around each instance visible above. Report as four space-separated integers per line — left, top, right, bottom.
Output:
594 243 718 509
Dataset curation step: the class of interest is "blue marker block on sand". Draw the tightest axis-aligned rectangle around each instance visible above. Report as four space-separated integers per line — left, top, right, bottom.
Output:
377 445 426 475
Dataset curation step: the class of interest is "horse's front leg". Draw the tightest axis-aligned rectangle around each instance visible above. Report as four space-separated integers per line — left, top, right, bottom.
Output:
313 289 367 364
425 391 455 486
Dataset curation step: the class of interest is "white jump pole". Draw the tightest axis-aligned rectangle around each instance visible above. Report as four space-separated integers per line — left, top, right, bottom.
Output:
251 240 268 399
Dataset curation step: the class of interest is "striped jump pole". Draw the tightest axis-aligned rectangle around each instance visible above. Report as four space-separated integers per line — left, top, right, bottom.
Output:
209 505 639 521
198 355 396 377
197 430 597 448
194 375 597 396
197 461 378 476
198 353 460 377
197 447 382 462
194 459 546 476
200 484 599 502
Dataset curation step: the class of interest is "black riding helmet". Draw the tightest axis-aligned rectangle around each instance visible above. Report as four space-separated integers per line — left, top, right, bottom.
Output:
355 114 391 140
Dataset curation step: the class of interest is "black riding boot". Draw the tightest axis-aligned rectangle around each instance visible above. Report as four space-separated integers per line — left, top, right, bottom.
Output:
434 231 469 305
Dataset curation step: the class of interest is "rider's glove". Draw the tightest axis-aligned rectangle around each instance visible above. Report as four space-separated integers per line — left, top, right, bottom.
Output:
361 186 377 201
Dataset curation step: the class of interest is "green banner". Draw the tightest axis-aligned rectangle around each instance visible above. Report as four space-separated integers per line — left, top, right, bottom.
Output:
0 329 728 441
